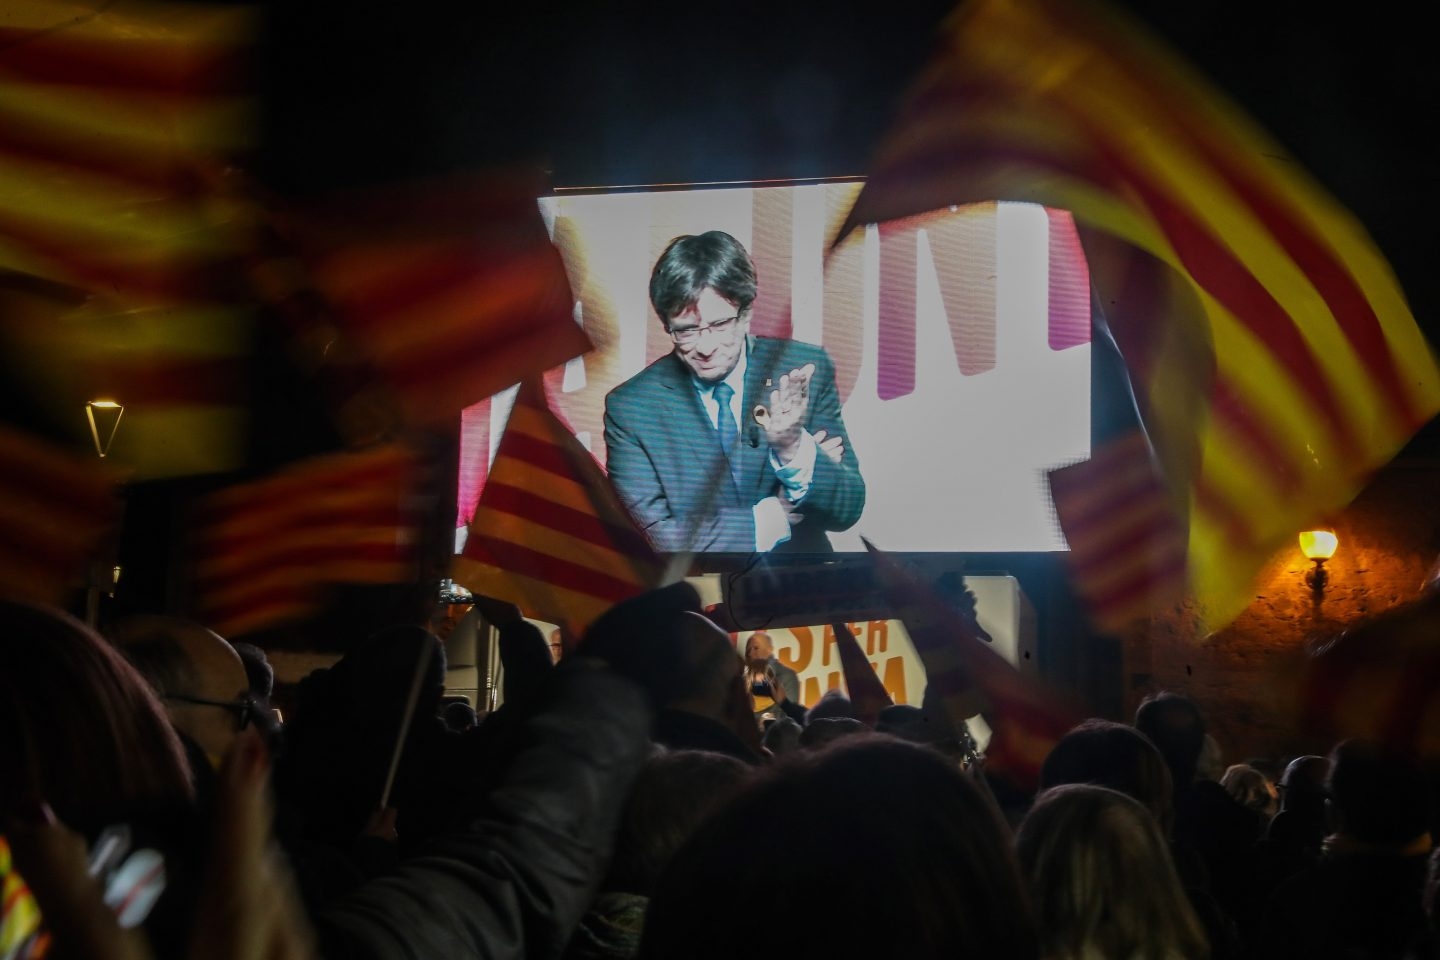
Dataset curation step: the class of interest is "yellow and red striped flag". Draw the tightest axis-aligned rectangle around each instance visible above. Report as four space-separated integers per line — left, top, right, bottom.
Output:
453 381 663 636
1047 429 1188 630
0 0 257 478
0 424 119 606
866 540 1081 792
286 173 592 427
838 0 1440 630
192 444 418 638
0 0 254 301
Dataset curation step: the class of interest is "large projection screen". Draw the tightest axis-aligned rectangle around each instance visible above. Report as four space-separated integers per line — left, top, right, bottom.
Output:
458 181 1091 554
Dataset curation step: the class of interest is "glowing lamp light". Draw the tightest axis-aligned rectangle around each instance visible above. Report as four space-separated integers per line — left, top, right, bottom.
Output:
1298 530 1338 561
1299 529 1338 600
85 399 124 459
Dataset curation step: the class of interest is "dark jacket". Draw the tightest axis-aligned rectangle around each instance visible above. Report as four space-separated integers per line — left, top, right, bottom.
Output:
317 662 652 960
603 337 865 553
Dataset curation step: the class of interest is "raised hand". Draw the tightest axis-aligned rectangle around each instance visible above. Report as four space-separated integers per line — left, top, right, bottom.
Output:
761 363 815 463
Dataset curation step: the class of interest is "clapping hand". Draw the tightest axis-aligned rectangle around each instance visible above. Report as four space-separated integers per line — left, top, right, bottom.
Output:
810 429 844 465
759 364 815 463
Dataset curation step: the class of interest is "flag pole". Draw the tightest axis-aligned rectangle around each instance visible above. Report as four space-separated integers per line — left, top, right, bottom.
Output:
378 638 435 810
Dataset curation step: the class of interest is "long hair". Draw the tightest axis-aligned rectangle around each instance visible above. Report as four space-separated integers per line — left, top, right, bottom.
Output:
1016 784 1208 960
640 736 1038 959
0 599 192 830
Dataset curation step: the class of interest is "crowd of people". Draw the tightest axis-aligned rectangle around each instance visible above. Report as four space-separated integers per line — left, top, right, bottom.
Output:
2 581 1437 960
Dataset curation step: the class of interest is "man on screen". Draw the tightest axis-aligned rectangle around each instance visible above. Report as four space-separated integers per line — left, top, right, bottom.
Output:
604 230 865 553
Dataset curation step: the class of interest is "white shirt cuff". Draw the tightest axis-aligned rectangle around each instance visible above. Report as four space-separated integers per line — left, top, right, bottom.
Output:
753 497 792 552
770 429 817 502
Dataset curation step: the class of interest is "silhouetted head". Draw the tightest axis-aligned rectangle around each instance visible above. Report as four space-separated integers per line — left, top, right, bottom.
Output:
1018 784 1208 960
799 716 867 750
641 737 1038 959
344 625 447 730
605 749 751 897
1134 692 1206 787
111 615 254 769
1326 739 1430 846
1 600 193 833
1040 718 1174 836
442 699 477 732
806 688 857 723
1278 755 1330 813
762 716 802 756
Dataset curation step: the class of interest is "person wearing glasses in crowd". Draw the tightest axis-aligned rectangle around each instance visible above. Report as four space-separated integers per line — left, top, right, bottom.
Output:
604 230 865 553
111 616 264 774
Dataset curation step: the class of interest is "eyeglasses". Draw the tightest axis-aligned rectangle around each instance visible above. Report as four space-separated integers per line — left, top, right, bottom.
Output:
164 692 258 730
667 314 742 346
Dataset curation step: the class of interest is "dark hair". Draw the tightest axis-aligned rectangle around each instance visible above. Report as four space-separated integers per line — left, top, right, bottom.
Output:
442 699 477 732
1326 739 1430 845
640 737 1038 959
1134 692 1205 787
1017 784 1207 960
605 749 751 896
805 688 857 723
799 716 866 750
0 600 193 829
1040 718 1174 836
648 231 757 325
232 642 275 700
1277 754 1330 812
497 619 552 708
762 716 802 756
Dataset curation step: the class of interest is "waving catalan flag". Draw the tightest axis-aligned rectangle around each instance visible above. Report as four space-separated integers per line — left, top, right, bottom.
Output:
0 424 119 606
0 0 254 303
286 173 592 427
193 444 418 638
453 381 662 636
838 0 1440 630
0 0 256 478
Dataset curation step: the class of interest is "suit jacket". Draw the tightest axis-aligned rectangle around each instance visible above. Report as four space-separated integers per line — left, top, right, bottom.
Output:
603 337 865 553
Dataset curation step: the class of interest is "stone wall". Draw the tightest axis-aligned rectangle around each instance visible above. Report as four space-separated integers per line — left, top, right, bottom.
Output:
1121 457 1440 766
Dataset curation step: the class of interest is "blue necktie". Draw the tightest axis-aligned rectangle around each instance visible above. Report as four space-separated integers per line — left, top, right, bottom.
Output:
713 382 743 489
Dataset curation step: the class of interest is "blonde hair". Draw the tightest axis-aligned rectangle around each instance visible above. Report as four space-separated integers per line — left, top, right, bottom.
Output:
1016 784 1208 960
